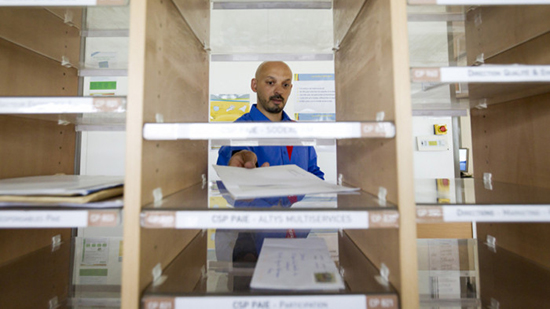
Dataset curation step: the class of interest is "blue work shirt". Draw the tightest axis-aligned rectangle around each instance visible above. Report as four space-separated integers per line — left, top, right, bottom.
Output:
217 104 325 180
216 104 323 258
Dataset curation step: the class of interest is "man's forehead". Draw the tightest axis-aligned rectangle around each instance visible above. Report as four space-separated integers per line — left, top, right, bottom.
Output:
256 61 292 78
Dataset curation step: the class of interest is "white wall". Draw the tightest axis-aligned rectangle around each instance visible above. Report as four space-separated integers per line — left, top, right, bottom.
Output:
208 60 338 183
412 116 455 179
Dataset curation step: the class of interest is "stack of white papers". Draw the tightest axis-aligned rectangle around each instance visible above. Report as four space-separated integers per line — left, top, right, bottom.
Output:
0 175 123 196
250 238 345 291
213 164 358 199
0 175 124 207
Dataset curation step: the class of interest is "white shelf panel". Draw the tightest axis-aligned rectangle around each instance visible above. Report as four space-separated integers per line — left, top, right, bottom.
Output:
0 0 126 6
143 295 387 309
411 65 550 83
212 1 332 10
0 97 126 114
143 122 396 141
81 29 129 37
0 209 120 228
141 210 399 230
416 178 550 223
408 0 550 4
412 103 469 117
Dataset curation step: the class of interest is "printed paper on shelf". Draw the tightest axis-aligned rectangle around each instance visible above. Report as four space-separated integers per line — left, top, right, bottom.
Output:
175 210 369 229
251 238 345 291
174 295 366 309
0 175 123 196
428 239 461 299
213 164 358 199
443 206 550 222
0 210 88 228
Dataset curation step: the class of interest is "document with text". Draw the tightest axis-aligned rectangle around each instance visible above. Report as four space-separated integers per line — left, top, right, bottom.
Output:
250 238 345 291
213 164 358 199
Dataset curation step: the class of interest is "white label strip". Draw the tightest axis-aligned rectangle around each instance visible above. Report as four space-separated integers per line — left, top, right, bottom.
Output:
0 97 125 114
412 66 550 83
441 66 550 83
443 206 550 222
143 122 395 140
0 211 88 228
0 0 96 5
175 211 369 229
0 0 126 5
414 0 550 4
175 295 367 309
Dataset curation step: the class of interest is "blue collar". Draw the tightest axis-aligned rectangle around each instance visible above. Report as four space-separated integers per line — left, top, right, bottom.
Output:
250 104 292 122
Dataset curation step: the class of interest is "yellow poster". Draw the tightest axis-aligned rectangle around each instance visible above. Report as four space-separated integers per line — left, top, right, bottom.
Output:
210 94 250 122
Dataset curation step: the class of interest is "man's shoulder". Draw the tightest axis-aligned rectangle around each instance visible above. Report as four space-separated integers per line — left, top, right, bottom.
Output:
235 112 254 122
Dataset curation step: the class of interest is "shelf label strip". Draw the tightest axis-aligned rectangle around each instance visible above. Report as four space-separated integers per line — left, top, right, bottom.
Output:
369 210 400 228
0 0 126 6
0 97 125 113
409 0 550 4
412 66 550 83
143 297 174 309
142 211 177 228
88 210 119 227
173 211 369 229
143 122 395 141
416 206 444 223
0 210 88 228
439 206 550 222
170 295 368 308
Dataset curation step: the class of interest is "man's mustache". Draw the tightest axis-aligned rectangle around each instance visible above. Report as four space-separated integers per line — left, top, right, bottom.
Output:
270 95 284 101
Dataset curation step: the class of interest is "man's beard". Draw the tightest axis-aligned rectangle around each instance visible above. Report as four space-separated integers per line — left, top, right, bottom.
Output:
259 94 285 114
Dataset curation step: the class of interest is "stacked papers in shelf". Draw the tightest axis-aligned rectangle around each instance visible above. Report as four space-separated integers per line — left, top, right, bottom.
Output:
0 175 124 208
250 238 345 291
213 164 358 200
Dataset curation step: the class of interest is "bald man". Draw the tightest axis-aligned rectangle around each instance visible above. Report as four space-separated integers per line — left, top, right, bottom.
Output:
217 61 324 179
216 62 324 262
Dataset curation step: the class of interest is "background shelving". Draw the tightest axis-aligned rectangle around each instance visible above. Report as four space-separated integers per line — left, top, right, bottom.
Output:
0 2 128 309
141 231 399 308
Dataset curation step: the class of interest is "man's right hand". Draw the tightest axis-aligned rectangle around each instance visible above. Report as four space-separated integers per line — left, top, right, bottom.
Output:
228 150 270 169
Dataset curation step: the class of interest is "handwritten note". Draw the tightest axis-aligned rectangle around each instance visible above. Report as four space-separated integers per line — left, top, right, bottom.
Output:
250 238 345 291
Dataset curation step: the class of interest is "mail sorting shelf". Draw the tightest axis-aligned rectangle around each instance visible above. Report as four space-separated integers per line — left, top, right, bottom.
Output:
0 237 123 308
408 4 550 109
0 5 129 72
417 238 550 308
0 3 128 309
415 178 550 224
409 3 550 308
141 182 400 230
140 181 400 308
80 6 130 77
141 230 399 309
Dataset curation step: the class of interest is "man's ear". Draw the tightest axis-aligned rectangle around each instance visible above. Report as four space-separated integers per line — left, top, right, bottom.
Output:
251 78 257 92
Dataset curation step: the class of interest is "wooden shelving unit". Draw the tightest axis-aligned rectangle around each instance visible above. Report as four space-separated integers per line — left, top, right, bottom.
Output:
0 4 125 308
411 2 550 307
2 1 550 308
